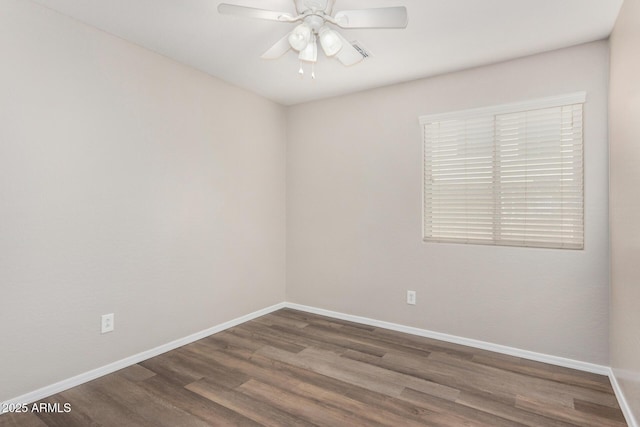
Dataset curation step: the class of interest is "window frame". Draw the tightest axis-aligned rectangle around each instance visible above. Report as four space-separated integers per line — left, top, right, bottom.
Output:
419 92 586 250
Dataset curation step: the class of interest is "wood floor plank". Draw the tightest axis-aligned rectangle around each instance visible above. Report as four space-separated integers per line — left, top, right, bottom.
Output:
400 387 525 427
257 345 407 396
138 352 205 386
0 308 628 426
0 412 48 427
190 343 431 427
207 344 462 426
238 379 386 427
89 374 212 427
290 379 429 427
300 322 437 360
265 322 390 357
137 374 261 426
30 394 98 427
182 344 304 400
231 324 307 354
427 350 578 407
171 346 250 389
456 390 577 427
185 378 315 427
115 364 156 383
60 383 152 427
429 350 621 409
371 326 497 360
516 395 627 427
254 312 309 329
574 399 628 423
346 348 521 407
274 309 376 332
203 330 265 353
255 323 354 356
472 353 614 393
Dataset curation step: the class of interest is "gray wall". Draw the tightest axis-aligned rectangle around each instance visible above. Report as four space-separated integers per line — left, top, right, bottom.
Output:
0 0 286 401
609 0 640 421
287 41 610 364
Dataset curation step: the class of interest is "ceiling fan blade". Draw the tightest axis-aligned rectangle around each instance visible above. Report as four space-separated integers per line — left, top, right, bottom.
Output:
326 0 336 15
334 32 364 66
218 3 295 22
334 6 408 29
261 33 293 59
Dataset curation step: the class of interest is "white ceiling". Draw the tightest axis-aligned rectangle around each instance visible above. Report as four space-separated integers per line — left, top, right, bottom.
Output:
31 0 623 105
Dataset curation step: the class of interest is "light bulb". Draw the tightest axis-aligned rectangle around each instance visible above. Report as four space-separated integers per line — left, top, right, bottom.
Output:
288 23 312 52
319 26 343 57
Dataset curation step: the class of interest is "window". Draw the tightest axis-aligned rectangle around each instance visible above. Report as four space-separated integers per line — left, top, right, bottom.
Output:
420 93 585 249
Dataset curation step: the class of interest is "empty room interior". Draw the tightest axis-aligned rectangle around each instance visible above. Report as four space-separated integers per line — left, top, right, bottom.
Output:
1 0 639 425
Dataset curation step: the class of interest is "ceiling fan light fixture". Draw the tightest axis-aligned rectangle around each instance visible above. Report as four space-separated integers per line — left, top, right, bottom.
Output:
218 2 409 72
318 26 342 57
288 23 312 51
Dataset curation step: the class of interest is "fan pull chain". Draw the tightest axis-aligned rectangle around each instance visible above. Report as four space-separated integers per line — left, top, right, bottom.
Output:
297 62 318 80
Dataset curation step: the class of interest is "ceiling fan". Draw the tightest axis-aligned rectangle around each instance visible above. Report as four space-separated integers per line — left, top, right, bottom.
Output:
218 0 408 77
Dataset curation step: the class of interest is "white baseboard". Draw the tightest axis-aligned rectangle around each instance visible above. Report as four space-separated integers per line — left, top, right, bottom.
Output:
1 302 285 411
5 300 635 426
288 302 640 425
609 368 639 427
284 302 610 375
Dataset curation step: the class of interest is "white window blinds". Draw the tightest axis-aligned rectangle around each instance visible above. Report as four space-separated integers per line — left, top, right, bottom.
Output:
420 93 585 249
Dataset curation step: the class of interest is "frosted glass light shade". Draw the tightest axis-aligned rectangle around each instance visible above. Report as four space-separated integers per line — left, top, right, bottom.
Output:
319 26 342 57
298 34 317 62
288 23 312 51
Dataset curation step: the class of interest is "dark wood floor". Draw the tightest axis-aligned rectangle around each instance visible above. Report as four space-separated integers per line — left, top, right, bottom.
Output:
0 308 627 426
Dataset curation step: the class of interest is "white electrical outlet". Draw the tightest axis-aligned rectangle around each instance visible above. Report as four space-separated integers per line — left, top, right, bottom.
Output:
407 290 417 305
101 313 114 334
